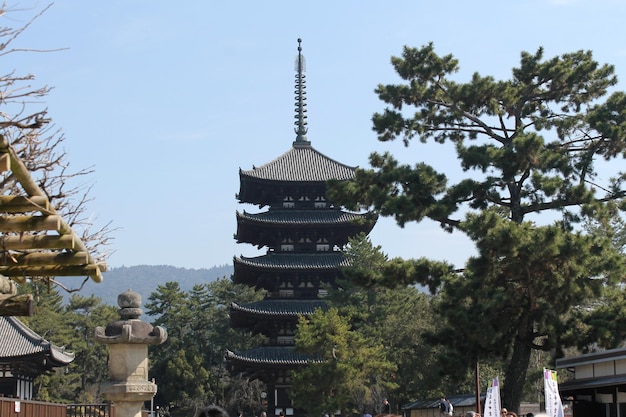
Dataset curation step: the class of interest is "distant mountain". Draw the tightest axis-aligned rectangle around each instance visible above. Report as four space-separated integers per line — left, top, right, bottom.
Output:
57 264 233 307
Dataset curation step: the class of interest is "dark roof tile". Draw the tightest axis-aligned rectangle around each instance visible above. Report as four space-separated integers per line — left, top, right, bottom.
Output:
0 316 74 365
234 253 348 269
237 209 371 225
230 299 328 316
225 346 321 365
240 146 355 182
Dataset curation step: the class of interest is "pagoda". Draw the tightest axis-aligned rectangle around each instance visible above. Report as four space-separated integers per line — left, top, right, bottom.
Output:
226 39 376 417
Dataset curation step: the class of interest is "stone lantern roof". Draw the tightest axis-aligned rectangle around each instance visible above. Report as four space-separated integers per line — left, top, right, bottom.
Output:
95 289 167 345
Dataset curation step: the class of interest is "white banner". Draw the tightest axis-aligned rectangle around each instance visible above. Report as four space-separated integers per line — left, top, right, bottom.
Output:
483 377 501 417
544 369 564 417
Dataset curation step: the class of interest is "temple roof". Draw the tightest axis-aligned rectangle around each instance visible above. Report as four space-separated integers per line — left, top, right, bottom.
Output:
230 299 328 317
0 316 74 368
239 145 355 183
237 209 372 226
225 346 320 367
234 252 348 269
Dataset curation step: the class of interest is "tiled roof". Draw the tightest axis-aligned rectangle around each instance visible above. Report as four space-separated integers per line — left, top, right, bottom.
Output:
237 209 372 225
556 346 626 368
558 374 626 393
230 299 328 316
225 346 321 366
240 145 355 182
234 252 348 269
0 316 74 365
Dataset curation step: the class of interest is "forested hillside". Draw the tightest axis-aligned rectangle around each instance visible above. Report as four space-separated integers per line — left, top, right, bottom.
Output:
57 264 233 306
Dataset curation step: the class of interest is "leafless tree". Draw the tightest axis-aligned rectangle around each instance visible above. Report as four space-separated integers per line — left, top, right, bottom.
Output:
0 3 114 292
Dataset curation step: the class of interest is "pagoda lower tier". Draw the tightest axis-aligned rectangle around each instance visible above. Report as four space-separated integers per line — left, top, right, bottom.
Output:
230 299 328 337
226 346 320 417
233 252 348 292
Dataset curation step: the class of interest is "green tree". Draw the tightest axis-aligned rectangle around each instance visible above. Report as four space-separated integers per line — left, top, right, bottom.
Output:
145 281 204 407
64 294 118 402
333 235 447 407
291 307 398 417
203 277 267 415
20 282 76 402
583 201 626 253
146 278 265 413
328 43 626 411
19 283 117 402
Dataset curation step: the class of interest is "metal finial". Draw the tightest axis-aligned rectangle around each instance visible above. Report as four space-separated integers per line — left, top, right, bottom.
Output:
294 38 309 146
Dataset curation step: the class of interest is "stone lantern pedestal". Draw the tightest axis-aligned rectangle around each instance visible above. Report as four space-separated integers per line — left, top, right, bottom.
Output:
95 289 167 417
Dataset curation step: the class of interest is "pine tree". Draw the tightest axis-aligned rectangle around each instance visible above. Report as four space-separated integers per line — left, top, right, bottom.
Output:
328 43 626 410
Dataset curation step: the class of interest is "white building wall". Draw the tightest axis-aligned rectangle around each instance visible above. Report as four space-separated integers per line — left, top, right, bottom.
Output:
594 361 615 377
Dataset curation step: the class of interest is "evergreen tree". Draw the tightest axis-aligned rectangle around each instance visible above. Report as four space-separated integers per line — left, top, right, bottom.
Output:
64 294 118 402
19 283 116 402
328 44 626 410
145 281 201 407
291 307 397 417
333 235 446 405
20 282 75 402
145 278 264 412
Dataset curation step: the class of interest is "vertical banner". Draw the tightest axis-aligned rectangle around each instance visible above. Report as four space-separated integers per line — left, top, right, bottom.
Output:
544 368 565 417
483 377 501 417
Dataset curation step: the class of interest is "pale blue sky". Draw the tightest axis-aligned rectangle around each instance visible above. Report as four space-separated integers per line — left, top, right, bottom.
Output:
7 0 626 271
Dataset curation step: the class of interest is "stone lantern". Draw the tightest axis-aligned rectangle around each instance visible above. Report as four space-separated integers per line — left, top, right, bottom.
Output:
95 289 167 417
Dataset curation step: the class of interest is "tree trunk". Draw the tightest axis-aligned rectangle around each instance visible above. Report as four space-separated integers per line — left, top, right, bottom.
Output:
501 323 533 413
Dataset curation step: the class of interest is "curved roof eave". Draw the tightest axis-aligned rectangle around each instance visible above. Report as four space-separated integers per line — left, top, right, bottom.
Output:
234 252 349 269
239 146 356 182
0 316 74 366
237 209 375 226
225 347 322 366
230 299 328 316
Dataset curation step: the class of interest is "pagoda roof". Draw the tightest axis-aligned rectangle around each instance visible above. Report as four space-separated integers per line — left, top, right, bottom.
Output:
234 252 348 270
230 299 328 317
225 346 320 367
0 316 74 368
237 209 373 226
239 144 355 183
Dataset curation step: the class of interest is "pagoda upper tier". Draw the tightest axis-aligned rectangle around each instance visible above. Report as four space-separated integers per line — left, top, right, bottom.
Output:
238 142 356 207
235 209 376 250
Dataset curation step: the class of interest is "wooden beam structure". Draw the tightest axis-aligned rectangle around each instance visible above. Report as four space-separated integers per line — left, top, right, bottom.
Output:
0 196 50 213
0 234 76 250
0 263 104 277
0 135 106 310
0 215 62 232
0 293 34 316
0 153 9 172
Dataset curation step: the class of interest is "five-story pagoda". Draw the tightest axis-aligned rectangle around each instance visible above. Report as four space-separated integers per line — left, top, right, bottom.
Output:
226 39 376 417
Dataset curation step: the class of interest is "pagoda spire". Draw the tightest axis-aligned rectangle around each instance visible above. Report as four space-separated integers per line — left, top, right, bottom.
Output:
293 38 309 147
